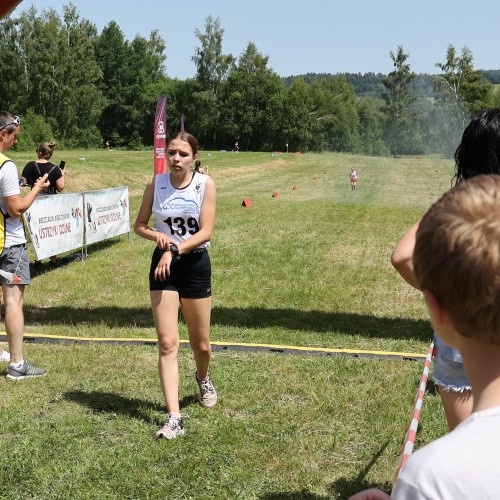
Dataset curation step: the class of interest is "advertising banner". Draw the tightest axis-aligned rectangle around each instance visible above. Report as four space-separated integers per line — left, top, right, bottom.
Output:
83 187 130 245
154 95 167 175
24 193 84 260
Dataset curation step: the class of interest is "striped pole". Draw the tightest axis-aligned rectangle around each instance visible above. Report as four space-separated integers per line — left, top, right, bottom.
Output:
394 340 434 482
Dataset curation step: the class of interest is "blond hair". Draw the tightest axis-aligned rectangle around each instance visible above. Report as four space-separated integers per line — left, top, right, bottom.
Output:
37 141 56 160
414 175 500 343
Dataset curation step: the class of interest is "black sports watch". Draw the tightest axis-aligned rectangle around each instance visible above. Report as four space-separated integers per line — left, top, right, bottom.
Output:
169 243 181 263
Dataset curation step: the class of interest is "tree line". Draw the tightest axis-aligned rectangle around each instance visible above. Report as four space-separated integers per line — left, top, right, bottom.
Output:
1 4 499 157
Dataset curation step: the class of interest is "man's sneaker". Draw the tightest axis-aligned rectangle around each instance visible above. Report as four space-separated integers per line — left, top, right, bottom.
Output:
0 349 10 362
196 372 218 408
6 359 47 381
156 413 187 439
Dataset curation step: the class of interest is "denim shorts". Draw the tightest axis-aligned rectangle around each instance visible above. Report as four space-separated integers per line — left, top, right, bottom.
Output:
0 243 30 285
432 335 471 392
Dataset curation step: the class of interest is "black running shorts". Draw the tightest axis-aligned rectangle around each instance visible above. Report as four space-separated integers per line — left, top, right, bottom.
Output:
149 247 211 298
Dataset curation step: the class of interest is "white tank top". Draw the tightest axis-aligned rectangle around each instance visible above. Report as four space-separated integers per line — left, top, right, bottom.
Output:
152 171 210 250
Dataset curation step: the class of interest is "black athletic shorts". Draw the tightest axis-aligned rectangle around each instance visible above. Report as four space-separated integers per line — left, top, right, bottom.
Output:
149 247 212 298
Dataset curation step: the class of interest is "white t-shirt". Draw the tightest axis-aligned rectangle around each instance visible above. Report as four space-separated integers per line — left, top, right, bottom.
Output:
152 171 209 250
0 160 26 247
393 406 500 499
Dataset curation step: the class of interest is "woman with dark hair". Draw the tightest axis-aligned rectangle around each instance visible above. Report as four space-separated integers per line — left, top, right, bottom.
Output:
134 131 217 439
193 159 209 175
392 108 500 431
453 108 500 184
22 142 65 269
22 142 64 195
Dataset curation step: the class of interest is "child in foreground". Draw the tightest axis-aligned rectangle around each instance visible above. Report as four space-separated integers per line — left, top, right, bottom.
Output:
391 109 500 430
351 174 500 499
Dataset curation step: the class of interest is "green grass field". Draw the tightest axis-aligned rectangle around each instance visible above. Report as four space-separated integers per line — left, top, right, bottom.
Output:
0 149 454 499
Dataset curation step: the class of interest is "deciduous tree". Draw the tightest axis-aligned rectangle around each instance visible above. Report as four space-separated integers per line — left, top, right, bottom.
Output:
309 76 360 152
432 44 493 156
221 42 285 151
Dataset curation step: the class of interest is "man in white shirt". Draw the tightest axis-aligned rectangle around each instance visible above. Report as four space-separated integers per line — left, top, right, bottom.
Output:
0 111 50 380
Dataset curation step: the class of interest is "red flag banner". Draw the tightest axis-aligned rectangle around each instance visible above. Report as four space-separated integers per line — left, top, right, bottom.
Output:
154 96 167 175
0 0 23 19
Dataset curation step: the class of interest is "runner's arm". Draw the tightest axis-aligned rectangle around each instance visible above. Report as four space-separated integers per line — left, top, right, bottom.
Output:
391 218 422 290
133 177 173 250
4 173 49 217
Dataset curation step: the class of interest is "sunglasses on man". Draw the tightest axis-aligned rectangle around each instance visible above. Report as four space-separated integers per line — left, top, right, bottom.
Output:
0 116 21 131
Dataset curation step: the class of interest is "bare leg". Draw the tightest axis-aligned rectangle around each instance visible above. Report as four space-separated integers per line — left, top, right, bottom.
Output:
180 297 212 379
151 290 181 413
438 387 473 431
3 284 25 364
0 286 4 356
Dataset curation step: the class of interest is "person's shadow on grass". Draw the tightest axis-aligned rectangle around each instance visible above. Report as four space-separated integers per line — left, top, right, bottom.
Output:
260 475 391 499
23 305 431 342
259 438 392 499
63 390 198 425
259 491 325 499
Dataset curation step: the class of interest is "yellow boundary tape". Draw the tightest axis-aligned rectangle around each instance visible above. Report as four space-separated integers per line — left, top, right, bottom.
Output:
0 332 426 361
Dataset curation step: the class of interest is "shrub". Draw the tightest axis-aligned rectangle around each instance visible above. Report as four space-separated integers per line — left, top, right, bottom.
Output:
14 109 55 152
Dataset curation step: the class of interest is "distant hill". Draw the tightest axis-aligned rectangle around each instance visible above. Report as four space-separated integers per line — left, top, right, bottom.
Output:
282 70 500 98
282 72 433 98
482 69 500 84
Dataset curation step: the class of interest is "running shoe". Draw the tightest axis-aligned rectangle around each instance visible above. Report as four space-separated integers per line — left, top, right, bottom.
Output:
6 359 47 381
156 413 187 439
195 372 218 408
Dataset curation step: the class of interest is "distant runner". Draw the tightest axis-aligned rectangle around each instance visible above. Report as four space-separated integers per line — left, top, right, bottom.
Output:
349 168 358 190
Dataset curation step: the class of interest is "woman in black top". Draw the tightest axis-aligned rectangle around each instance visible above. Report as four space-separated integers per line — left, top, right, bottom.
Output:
22 142 65 268
22 142 64 195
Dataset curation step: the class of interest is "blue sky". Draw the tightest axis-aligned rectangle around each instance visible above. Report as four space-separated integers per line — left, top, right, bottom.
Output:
20 0 500 79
